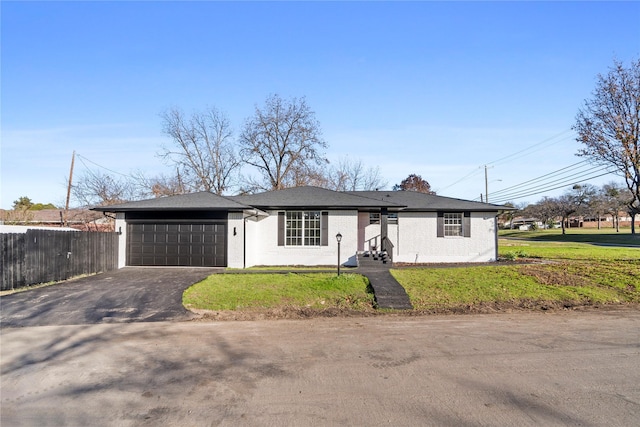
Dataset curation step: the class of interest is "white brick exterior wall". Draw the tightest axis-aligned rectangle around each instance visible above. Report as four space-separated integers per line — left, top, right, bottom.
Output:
243 210 358 267
116 208 499 268
388 211 497 263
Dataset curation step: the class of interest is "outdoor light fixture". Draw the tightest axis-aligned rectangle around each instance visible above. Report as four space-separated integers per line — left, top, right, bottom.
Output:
336 232 342 276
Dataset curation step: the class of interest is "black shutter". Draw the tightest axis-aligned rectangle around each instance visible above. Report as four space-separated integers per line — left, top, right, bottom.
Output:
437 212 444 238
278 212 285 246
463 212 471 237
321 211 329 246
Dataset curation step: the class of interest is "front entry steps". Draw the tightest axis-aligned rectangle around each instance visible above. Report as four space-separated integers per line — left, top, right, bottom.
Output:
357 250 391 267
356 252 413 310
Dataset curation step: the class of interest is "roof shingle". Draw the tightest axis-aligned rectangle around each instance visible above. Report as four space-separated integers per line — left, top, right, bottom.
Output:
92 192 250 212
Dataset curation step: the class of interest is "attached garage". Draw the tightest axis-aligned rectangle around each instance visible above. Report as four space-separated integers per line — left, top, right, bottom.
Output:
93 192 252 268
127 222 226 267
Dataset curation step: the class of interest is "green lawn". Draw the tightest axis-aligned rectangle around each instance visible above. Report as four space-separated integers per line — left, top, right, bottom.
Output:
183 233 640 315
499 239 640 261
391 261 639 311
184 273 374 311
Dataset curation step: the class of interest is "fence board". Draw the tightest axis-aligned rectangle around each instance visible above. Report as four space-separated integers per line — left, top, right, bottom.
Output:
0 230 119 291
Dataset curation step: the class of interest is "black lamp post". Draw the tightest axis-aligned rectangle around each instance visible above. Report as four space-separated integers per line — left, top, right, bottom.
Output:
336 232 342 276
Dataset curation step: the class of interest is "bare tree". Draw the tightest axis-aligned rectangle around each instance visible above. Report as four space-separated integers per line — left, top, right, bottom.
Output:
393 174 436 194
72 171 136 207
239 94 327 191
160 107 242 195
327 157 388 191
130 170 187 198
599 182 630 232
573 57 640 234
524 197 557 229
497 202 526 229
549 185 595 234
588 191 608 230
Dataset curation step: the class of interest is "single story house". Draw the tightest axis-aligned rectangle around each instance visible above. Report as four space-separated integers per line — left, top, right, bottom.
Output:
93 186 512 269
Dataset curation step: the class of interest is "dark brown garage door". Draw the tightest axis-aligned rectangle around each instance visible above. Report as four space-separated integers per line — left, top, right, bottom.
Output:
127 222 226 267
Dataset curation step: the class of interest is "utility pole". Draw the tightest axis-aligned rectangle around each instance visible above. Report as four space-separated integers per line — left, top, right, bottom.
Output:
484 165 494 203
64 151 75 226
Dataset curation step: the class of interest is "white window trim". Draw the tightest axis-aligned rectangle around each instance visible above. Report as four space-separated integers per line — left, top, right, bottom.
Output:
285 211 322 247
443 212 463 237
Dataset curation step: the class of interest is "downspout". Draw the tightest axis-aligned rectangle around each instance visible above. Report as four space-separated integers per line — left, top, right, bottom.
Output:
494 215 499 261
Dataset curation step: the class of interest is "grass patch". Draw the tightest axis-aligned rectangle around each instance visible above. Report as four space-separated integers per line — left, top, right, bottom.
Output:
391 262 640 311
499 239 640 261
184 273 374 311
185 238 639 317
225 266 354 271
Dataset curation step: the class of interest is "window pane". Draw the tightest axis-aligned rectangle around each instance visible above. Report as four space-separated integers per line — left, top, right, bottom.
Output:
286 212 303 245
444 213 462 236
304 211 321 246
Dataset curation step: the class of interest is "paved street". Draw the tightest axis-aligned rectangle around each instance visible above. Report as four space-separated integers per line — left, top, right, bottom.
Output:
2 310 639 426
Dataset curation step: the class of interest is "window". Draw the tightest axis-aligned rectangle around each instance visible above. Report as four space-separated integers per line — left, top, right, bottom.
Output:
437 211 471 238
444 213 462 236
370 212 398 224
286 211 321 246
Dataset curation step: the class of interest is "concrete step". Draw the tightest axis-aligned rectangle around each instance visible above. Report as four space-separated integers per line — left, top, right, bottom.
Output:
357 252 391 267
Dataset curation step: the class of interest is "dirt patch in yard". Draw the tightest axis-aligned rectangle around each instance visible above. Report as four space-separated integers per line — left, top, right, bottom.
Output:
518 265 589 287
188 301 640 321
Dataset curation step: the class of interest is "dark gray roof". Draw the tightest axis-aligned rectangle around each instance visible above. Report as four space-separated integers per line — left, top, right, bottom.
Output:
92 187 513 213
92 192 251 212
349 190 512 212
231 186 403 209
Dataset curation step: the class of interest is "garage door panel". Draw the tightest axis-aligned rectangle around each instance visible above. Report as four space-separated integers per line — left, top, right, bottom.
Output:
142 245 156 254
127 221 226 267
178 255 192 265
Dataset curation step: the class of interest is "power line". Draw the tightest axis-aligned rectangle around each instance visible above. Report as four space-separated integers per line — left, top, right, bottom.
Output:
488 160 590 198
490 168 617 204
490 164 612 201
437 167 483 192
76 153 135 179
487 129 574 167
438 128 574 192
490 166 611 202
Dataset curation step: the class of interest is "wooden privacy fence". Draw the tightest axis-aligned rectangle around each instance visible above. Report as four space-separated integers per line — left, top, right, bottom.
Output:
1 229 119 291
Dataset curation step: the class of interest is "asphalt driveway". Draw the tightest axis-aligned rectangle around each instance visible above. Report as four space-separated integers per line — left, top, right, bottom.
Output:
0 267 220 327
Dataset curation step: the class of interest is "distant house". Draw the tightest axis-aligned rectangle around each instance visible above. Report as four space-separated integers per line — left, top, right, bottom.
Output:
93 186 512 269
0 209 111 232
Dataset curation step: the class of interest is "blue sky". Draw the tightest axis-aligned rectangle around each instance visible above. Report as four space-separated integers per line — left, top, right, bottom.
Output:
2 1 639 209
